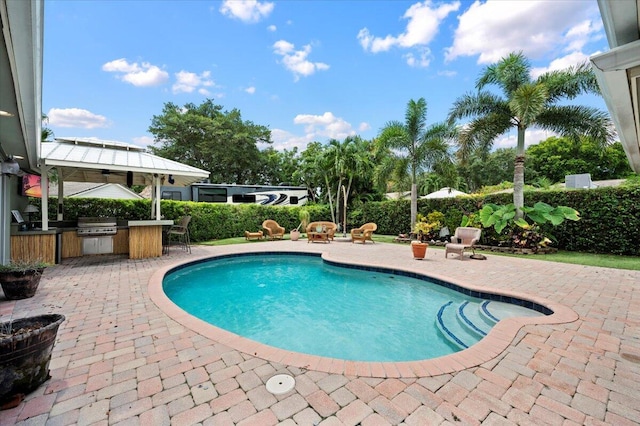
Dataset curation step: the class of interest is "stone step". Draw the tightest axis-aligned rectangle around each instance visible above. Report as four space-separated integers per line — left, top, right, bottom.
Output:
456 301 491 338
480 300 542 324
436 301 480 350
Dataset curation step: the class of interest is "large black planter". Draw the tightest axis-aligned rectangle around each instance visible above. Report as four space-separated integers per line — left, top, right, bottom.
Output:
0 314 65 407
0 269 44 300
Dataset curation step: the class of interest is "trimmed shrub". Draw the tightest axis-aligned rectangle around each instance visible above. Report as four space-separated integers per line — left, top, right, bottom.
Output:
357 187 640 256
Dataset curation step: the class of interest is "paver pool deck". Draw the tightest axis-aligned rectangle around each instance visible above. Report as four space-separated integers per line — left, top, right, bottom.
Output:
1 240 638 425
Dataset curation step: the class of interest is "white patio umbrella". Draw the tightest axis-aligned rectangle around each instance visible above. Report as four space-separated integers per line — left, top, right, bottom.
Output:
422 187 467 199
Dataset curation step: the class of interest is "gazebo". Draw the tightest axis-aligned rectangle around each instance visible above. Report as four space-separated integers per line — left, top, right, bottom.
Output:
38 137 209 230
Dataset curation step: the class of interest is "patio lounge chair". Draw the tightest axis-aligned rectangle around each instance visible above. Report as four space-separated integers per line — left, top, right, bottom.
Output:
351 222 377 244
445 227 481 260
262 220 285 240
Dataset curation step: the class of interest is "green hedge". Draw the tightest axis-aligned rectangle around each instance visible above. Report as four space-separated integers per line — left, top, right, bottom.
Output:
39 187 640 255
358 187 640 256
40 198 333 242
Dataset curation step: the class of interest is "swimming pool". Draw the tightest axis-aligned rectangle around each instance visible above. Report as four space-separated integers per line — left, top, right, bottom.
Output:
162 253 545 362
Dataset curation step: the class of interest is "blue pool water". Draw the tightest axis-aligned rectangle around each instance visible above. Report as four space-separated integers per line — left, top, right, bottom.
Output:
163 254 483 362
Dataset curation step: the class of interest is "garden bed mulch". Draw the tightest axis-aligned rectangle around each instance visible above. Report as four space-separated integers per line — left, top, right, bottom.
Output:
474 245 558 255
392 238 557 254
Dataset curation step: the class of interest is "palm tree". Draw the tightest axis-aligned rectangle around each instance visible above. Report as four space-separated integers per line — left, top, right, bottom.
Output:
322 136 372 227
448 52 614 216
377 98 457 228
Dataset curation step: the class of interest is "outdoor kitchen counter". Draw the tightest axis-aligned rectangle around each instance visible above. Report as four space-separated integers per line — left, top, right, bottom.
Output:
10 228 62 264
127 220 174 259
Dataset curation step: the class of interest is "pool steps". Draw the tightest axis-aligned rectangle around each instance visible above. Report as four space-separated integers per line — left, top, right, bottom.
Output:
436 300 542 350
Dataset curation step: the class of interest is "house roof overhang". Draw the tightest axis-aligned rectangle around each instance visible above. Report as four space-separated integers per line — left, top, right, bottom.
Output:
591 0 640 173
0 0 43 172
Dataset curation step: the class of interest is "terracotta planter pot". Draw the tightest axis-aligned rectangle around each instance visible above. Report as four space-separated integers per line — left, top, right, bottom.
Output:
0 269 44 300
0 314 65 407
411 241 428 259
290 230 300 241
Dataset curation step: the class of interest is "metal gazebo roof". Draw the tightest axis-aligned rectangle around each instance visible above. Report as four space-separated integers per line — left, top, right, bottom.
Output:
41 138 209 187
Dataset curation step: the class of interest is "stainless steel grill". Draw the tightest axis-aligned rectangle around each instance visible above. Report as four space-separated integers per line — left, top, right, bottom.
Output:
77 217 117 237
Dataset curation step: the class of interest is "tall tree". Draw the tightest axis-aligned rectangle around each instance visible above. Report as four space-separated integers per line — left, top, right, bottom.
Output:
258 147 301 185
377 98 457 228
448 52 614 216
525 136 632 183
459 147 516 192
148 99 271 184
322 136 372 228
293 141 325 203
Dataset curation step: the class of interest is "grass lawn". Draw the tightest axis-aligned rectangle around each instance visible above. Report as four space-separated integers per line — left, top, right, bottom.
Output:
199 234 640 271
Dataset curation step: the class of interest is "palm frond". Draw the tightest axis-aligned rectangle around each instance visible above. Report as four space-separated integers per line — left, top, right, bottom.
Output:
448 91 508 122
405 98 428 139
377 122 408 150
537 62 601 101
509 83 549 127
536 105 616 142
476 51 531 95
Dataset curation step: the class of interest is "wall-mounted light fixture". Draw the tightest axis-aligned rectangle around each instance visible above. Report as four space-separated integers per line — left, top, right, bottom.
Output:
168 174 175 184
0 110 15 117
1 157 20 175
23 204 39 227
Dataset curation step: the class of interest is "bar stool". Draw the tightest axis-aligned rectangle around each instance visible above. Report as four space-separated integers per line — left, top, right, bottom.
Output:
166 216 191 253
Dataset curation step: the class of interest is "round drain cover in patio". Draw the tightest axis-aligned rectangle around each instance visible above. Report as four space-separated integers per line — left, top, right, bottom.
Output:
266 374 295 394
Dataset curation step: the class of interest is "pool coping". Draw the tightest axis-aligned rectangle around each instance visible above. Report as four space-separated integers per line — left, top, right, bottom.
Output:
148 250 579 378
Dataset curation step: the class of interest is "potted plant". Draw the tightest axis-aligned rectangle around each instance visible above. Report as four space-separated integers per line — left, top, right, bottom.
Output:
1 313 65 408
411 231 429 259
0 260 48 300
290 208 310 241
411 212 444 259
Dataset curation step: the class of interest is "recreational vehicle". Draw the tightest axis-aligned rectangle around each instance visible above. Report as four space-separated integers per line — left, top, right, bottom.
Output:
161 183 308 206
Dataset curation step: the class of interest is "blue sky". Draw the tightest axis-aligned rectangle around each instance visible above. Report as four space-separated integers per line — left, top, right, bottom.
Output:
43 0 608 153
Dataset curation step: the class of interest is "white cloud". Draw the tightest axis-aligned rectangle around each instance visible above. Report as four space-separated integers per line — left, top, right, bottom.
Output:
294 112 356 141
132 136 155 149
404 50 432 68
267 24 277 32
358 122 371 133
437 70 457 77
245 86 256 94
219 0 273 23
47 108 109 129
102 58 169 87
358 0 460 60
530 51 595 78
273 40 329 81
445 0 602 64
172 70 214 94
269 128 311 151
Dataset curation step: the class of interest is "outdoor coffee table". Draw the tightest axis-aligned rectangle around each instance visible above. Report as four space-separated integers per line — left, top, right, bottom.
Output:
307 232 330 243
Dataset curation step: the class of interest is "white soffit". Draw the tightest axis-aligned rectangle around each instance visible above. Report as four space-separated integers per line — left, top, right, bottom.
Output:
591 41 640 173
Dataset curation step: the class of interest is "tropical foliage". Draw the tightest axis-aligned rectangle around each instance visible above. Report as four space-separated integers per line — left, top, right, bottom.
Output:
376 97 457 228
525 137 632 183
448 52 614 216
413 210 445 241
478 202 580 249
148 99 271 184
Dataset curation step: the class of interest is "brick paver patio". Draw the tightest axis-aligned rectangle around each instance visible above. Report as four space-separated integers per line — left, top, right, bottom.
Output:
1 241 638 425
